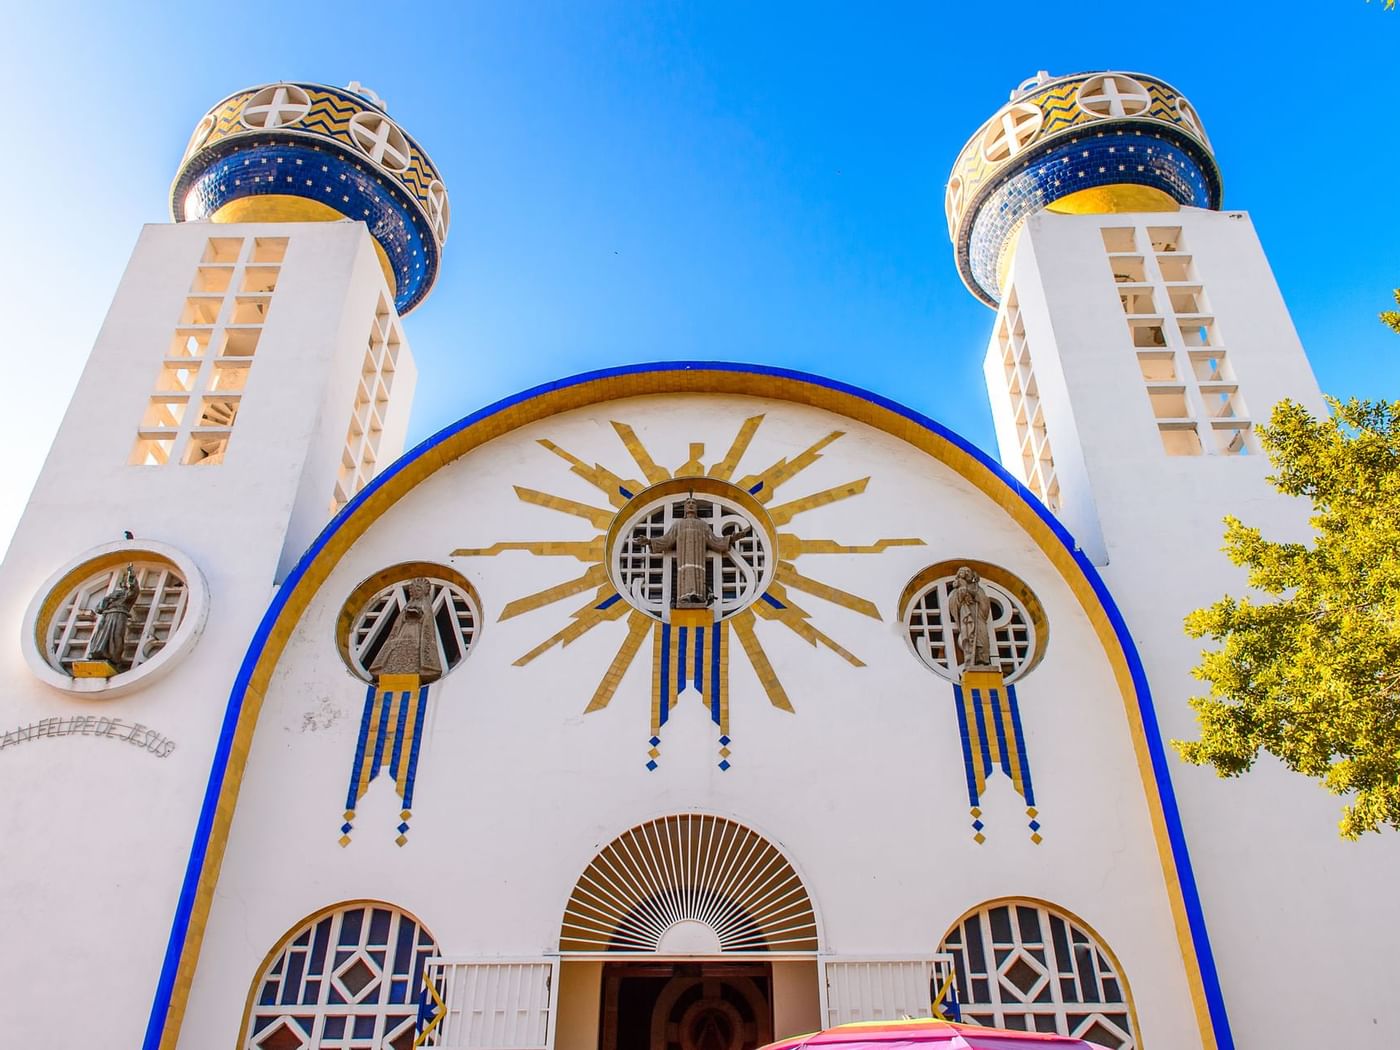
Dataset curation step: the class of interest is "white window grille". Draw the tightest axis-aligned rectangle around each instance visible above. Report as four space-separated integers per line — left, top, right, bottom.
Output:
821 957 957 1027
244 903 438 1050
940 902 1136 1048
996 291 1059 511
905 576 1034 683
611 495 770 621
980 103 1044 163
420 960 557 1049
333 296 402 513
1075 74 1152 118
349 577 478 681
46 561 188 673
560 813 817 953
240 84 313 129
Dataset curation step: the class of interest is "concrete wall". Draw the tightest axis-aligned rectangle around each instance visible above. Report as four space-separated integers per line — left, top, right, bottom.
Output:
996 207 1400 1049
0 220 406 1049
180 394 1205 1048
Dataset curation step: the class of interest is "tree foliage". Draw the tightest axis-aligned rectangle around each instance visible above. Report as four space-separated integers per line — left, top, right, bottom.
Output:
1382 289 1400 335
1174 397 1400 838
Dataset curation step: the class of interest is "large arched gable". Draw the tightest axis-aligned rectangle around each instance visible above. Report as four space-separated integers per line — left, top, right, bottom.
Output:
143 362 1233 1050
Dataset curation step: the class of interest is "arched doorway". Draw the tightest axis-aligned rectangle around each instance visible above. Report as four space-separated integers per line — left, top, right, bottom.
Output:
558 814 820 1050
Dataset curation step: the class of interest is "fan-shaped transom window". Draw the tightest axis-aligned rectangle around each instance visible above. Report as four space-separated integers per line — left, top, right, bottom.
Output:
344 571 479 683
561 814 817 953
904 573 1037 683
939 901 1137 1049
46 560 188 674
612 493 772 622
243 903 438 1050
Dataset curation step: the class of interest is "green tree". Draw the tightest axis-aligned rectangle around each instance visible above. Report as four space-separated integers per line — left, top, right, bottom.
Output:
1382 289 1400 335
1174 396 1400 838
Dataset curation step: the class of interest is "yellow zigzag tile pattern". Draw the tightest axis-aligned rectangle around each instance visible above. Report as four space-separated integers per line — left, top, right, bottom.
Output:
193 87 440 216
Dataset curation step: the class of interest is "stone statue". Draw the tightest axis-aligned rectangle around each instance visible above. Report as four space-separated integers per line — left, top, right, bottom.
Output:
85 564 140 669
947 566 994 671
635 498 752 609
369 577 443 681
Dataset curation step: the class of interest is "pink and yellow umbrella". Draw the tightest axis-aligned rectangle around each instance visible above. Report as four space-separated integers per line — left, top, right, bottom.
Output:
760 1018 1110 1050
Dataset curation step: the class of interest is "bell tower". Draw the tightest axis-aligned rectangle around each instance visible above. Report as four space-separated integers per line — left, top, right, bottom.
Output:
0 82 449 1050
949 71 1394 1050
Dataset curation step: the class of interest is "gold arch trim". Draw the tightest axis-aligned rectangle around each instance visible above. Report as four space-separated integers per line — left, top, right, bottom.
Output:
158 368 1219 1050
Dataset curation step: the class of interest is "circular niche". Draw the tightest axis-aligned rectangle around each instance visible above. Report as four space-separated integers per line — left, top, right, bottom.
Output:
22 540 209 698
980 102 1044 164
899 560 1047 684
337 563 481 683
604 479 776 623
347 111 413 173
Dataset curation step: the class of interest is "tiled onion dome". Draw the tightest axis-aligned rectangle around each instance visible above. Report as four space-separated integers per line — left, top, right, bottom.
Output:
946 71 1221 307
171 83 449 314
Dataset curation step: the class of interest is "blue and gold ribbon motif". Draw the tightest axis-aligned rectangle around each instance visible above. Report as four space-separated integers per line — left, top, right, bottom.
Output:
953 669 1039 844
340 673 429 847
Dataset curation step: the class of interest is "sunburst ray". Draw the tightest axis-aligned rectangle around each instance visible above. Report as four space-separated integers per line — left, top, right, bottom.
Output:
512 485 614 529
774 562 881 619
451 539 603 561
708 415 765 481
730 610 794 712
537 439 643 506
754 583 864 666
611 422 671 485
585 611 653 712
500 563 610 621
767 477 870 526
737 430 844 501
777 535 924 558
513 587 627 666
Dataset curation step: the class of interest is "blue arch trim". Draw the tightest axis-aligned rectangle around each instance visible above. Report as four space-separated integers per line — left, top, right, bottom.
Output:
142 361 1234 1050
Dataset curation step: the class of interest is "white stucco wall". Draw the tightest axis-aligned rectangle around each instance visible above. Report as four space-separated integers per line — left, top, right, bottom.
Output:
0 220 407 1050
995 208 1400 1049
182 393 1205 1048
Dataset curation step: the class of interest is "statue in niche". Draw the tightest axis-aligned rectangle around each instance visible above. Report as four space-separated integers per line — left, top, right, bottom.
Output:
947 566 995 671
369 577 443 681
84 564 140 670
635 498 752 609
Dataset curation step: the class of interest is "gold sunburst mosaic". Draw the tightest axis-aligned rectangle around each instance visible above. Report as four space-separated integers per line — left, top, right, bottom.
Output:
453 415 923 768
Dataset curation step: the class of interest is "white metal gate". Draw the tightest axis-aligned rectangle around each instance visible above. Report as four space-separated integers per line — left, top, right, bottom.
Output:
820 956 958 1027
421 958 559 1049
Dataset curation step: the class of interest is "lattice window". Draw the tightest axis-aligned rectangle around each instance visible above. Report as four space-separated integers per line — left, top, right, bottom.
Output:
940 902 1136 1049
996 290 1059 511
612 495 768 621
46 561 188 673
132 236 280 467
905 575 1034 683
1100 225 1253 457
243 904 438 1050
332 295 402 513
349 577 478 681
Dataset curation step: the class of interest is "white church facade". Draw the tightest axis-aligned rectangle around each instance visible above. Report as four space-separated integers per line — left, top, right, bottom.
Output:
1 73 1394 1050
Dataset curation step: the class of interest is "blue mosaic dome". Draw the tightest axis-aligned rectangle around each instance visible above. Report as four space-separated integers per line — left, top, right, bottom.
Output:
171 83 450 314
946 71 1221 307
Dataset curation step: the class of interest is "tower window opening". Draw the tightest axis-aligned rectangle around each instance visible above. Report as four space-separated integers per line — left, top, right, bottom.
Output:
140 398 188 431
1146 387 1190 421
209 362 251 394
1158 424 1203 457
179 297 222 326
230 296 272 325
183 433 230 466
240 267 280 294
191 266 233 294
331 295 404 513
1201 384 1247 420
130 436 174 466
1110 256 1146 283
1190 352 1233 382
1136 352 1176 381
1211 422 1255 456
220 329 261 357
1177 318 1219 347
1118 288 1156 315
251 237 288 264
169 330 210 358
1156 255 1196 282
1167 286 1208 314
202 237 243 264
1100 227 1137 253
995 289 1060 511
1147 226 1183 253
1127 320 1167 348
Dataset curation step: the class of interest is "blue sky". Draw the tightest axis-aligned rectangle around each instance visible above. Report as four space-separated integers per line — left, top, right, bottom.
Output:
1 2 1396 550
